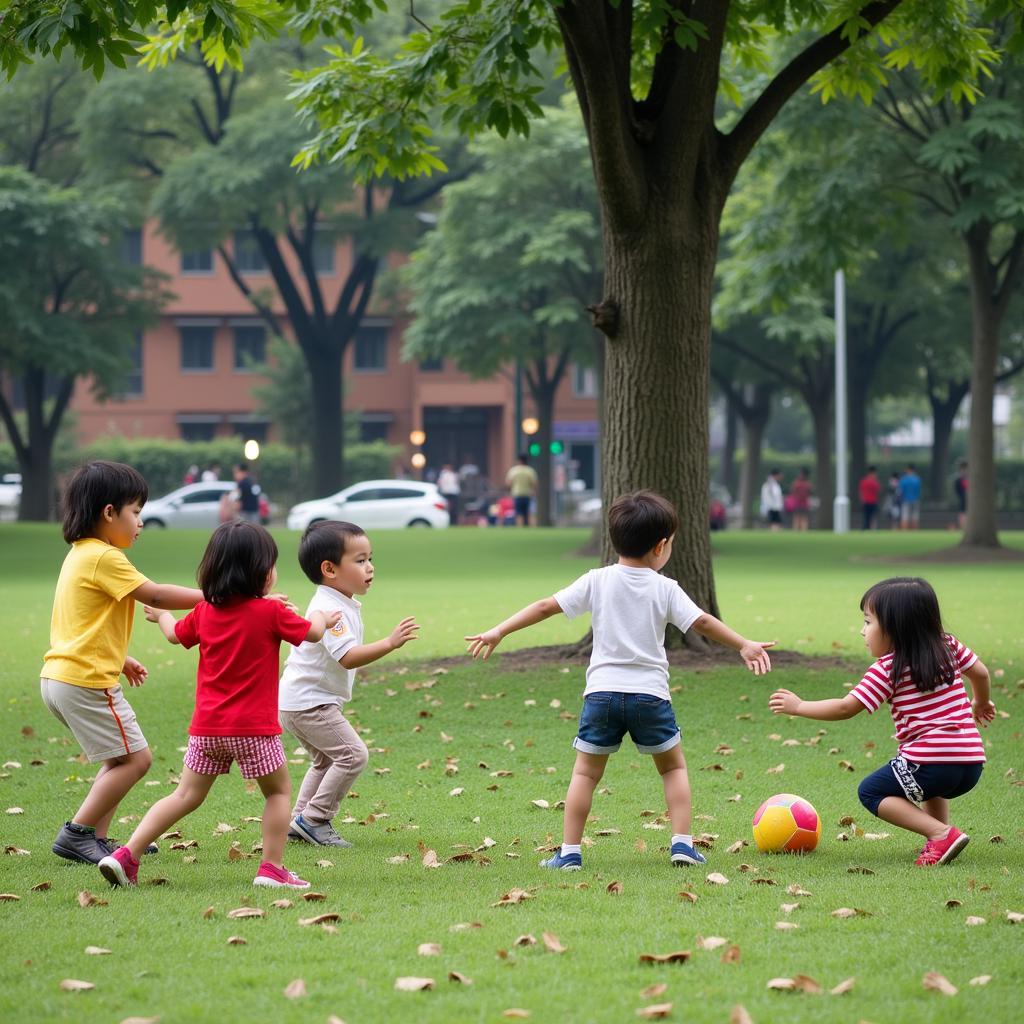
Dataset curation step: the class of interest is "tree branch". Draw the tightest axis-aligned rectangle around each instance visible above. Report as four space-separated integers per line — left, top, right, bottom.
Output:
216 242 283 335
44 375 75 443
0 379 28 464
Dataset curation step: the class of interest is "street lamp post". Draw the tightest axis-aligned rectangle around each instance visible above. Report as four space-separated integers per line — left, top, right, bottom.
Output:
833 269 850 534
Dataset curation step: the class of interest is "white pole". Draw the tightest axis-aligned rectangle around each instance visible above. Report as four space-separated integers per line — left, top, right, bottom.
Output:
833 269 850 533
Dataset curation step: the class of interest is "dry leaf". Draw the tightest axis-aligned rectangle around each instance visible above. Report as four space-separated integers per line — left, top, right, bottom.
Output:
969 975 992 987
299 913 342 926
780 902 799 914
84 946 111 955
271 899 293 910
387 854 410 865
30 881 51 892
639 951 691 965
4 846 30 856
846 866 875 875
1006 911 1024 923
750 877 777 886
965 916 986 926
607 880 624 895
421 849 442 869
725 840 746 853
531 799 550 809
226 936 247 945
492 888 534 907
831 907 871 919
767 978 796 991
6 807 24 815
394 977 435 992
730 1007 753 1024
775 922 799 931
636 1003 673 1019
721 945 741 964
705 872 729 885
595 828 622 836
226 907 265 919
418 942 442 956
922 972 958 996
77 890 107 908
766 764 785 774
301 891 326 902
792 975 822 994
120 1017 161 1024
283 979 307 999
696 936 728 951
830 977 856 995
787 885 812 898
677 890 698 904
450 921 484 932
213 822 235 834
542 931 567 953
59 979 95 992
0 893 20 902
502 1011 530 1019
448 971 473 985
945 900 963 909
201 906 215 919
514 934 537 946
640 984 668 998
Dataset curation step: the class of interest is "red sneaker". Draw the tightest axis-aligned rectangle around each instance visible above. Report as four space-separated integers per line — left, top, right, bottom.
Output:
98 846 139 887
252 861 311 889
915 827 969 866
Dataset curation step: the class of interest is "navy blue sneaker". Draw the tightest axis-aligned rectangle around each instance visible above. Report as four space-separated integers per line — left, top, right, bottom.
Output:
670 841 707 866
539 850 582 871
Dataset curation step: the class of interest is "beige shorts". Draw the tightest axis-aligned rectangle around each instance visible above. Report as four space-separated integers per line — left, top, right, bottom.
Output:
40 677 148 762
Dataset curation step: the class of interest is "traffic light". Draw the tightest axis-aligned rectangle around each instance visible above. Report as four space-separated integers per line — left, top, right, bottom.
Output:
549 440 564 455
528 442 541 457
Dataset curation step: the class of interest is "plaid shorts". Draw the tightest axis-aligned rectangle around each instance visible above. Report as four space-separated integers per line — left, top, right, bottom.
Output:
184 735 286 779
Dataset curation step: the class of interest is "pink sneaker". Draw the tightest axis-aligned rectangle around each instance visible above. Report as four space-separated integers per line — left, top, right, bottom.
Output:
98 846 139 887
915 826 969 866
253 861 311 889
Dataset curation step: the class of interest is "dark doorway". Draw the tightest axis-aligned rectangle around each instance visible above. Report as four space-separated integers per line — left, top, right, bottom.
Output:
423 407 490 478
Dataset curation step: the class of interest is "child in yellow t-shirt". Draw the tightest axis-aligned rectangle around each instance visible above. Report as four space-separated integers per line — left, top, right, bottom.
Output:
41 461 203 865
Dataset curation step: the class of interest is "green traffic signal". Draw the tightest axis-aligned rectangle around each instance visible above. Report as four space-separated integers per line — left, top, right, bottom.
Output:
528 442 541 457
549 440 564 454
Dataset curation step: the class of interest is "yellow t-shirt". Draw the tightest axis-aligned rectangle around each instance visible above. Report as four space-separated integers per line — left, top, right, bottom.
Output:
506 464 538 498
42 539 149 689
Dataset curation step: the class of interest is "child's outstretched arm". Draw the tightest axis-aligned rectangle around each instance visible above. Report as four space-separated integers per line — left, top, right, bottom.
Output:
144 607 182 645
132 580 203 610
690 613 775 675
465 597 562 660
964 659 995 725
340 616 420 669
769 688 863 721
306 609 344 644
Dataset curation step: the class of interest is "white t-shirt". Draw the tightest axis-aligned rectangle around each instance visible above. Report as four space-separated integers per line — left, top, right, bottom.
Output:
278 586 364 710
554 565 703 699
437 468 460 494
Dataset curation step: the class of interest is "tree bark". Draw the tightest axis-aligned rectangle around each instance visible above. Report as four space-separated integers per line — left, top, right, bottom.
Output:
12 367 71 521
305 344 344 494
927 379 968 502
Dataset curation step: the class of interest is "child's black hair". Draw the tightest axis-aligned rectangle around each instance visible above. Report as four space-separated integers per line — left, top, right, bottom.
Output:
61 461 149 544
607 490 679 558
298 520 367 584
197 520 278 606
860 577 956 693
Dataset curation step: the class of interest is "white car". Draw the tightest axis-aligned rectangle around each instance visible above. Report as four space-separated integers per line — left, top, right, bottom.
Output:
287 479 450 531
0 472 21 518
141 481 271 529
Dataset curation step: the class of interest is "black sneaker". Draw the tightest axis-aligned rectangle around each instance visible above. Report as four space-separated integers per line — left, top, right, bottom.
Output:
52 822 107 864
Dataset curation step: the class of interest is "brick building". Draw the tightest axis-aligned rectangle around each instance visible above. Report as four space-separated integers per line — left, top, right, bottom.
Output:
68 224 601 492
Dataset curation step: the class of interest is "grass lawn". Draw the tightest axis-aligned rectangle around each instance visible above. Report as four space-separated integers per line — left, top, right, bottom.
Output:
1 524 1022 1024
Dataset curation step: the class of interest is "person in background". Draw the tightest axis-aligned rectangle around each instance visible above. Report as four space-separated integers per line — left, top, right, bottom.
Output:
506 454 539 527
437 463 461 525
201 463 221 483
953 460 968 530
458 454 480 481
899 464 922 530
233 463 261 524
183 464 199 485
789 467 813 532
858 466 881 531
759 469 784 531
885 472 902 530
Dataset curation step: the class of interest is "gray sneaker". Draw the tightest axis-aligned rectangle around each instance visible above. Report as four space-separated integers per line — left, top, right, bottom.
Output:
52 822 107 864
290 814 353 848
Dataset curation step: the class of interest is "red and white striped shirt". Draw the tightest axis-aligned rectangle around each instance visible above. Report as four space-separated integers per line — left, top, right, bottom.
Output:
850 635 985 763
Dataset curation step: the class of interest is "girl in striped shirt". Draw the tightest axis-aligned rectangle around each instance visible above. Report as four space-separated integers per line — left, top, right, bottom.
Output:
769 577 994 866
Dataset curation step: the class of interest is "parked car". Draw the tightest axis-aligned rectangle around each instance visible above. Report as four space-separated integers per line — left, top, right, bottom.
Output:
142 481 271 529
287 480 450 531
576 487 734 530
0 472 22 518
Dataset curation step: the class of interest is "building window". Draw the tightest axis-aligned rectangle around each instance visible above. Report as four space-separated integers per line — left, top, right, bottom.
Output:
354 325 389 372
572 363 598 399
359 417 391 443
182 248 213 273
233 325 266 370
115 333 144 398
120 229 143 265
233 230 266 273
230 422 269 443
419 356 444 372
179 422 217 441
312 232 335 274
180 325 215 372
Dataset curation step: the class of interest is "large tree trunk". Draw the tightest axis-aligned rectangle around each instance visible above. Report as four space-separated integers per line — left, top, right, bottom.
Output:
17 444 54 521
600 208 720 625
306 344 344 493
15 368 65 521
927 382 967 502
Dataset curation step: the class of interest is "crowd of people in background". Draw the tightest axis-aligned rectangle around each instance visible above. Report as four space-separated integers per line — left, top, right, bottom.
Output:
430 453 540 528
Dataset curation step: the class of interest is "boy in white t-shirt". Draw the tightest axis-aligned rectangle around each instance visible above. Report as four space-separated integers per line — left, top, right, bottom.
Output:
465 490 774 870
279 521 419 847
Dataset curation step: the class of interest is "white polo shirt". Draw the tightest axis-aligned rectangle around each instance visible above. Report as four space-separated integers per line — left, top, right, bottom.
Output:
278 586 363 710
554 564 703 699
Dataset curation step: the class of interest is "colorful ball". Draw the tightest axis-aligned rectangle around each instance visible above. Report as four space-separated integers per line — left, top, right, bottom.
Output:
752 793 821 853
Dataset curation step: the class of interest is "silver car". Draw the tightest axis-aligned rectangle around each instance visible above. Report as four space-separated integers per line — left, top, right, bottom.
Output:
141 481 269 529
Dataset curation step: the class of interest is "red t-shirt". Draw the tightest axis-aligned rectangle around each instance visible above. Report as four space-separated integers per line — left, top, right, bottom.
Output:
175 598 312 737
859 474 881 504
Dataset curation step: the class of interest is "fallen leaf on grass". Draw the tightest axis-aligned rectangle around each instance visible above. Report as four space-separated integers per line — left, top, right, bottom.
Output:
301 892 326 902
201 906 215 919
696 936 728 951
677 890 698 904
169 840 198 850
830 977 856 995
502 1011 530 1019
387 854 410 865
30 881 51 892
607 881 624 895
786 884 812 896
721 945 741 964
394 977 435 991
922 972 957 996
945 900 963 909
640 983 668 998
492 888 534 907
283 979 306 999
725 840 746 853
450 921 484 932
84 946 111 955
639 951 690 965
1006 911 1024 923
595 828 621 836
542 932 567 953
421 849 442 869
767 975 821 993
969 976 992 986
213 822 235 834
0 893 20 901
447 971 472 985
705 873 729 885
846 866 875 875
766 764 785 774
775 922 799 931
514 934 536 946
636 1003 673 1019
418 942 442 956
271 899 293 910
780 902 799 914
730 1007 753 1024
750 877 777 886
59 979 95 992
4 847 30 856
831 908 871 919
6 807 24 815
120 1017 161 1023
531 799 550 810
299 914 341 926
77 891 107 908
226 907 264 919
226 936 247 945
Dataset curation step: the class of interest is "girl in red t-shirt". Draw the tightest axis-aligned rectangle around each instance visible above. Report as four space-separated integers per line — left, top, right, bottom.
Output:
768 577 995 867
99 521 340 890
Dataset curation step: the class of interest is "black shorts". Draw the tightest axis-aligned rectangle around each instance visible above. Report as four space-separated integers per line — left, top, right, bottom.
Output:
767 510 782 525
857 757 983 815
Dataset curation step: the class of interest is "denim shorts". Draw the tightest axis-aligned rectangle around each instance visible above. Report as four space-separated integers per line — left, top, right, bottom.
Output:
573 692 680 755
857 756 983 815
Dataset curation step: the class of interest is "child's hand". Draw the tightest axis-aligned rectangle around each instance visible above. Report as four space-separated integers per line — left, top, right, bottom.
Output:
739 640 775 675
388 617 420 650
768 688 801 715
465 628 502 660
324 610 344 630
266 592 299 613
143 605 164 624
972 698 996 726
122 656 148 687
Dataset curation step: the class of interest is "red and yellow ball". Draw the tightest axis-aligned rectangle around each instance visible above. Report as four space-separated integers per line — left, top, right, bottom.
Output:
752 793 821 853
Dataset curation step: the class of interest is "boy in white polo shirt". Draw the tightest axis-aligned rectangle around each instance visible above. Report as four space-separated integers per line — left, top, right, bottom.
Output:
279 521 419 847
466 490 774 869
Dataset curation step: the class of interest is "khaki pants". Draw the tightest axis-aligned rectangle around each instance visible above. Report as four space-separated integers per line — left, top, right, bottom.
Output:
279 704 368 824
